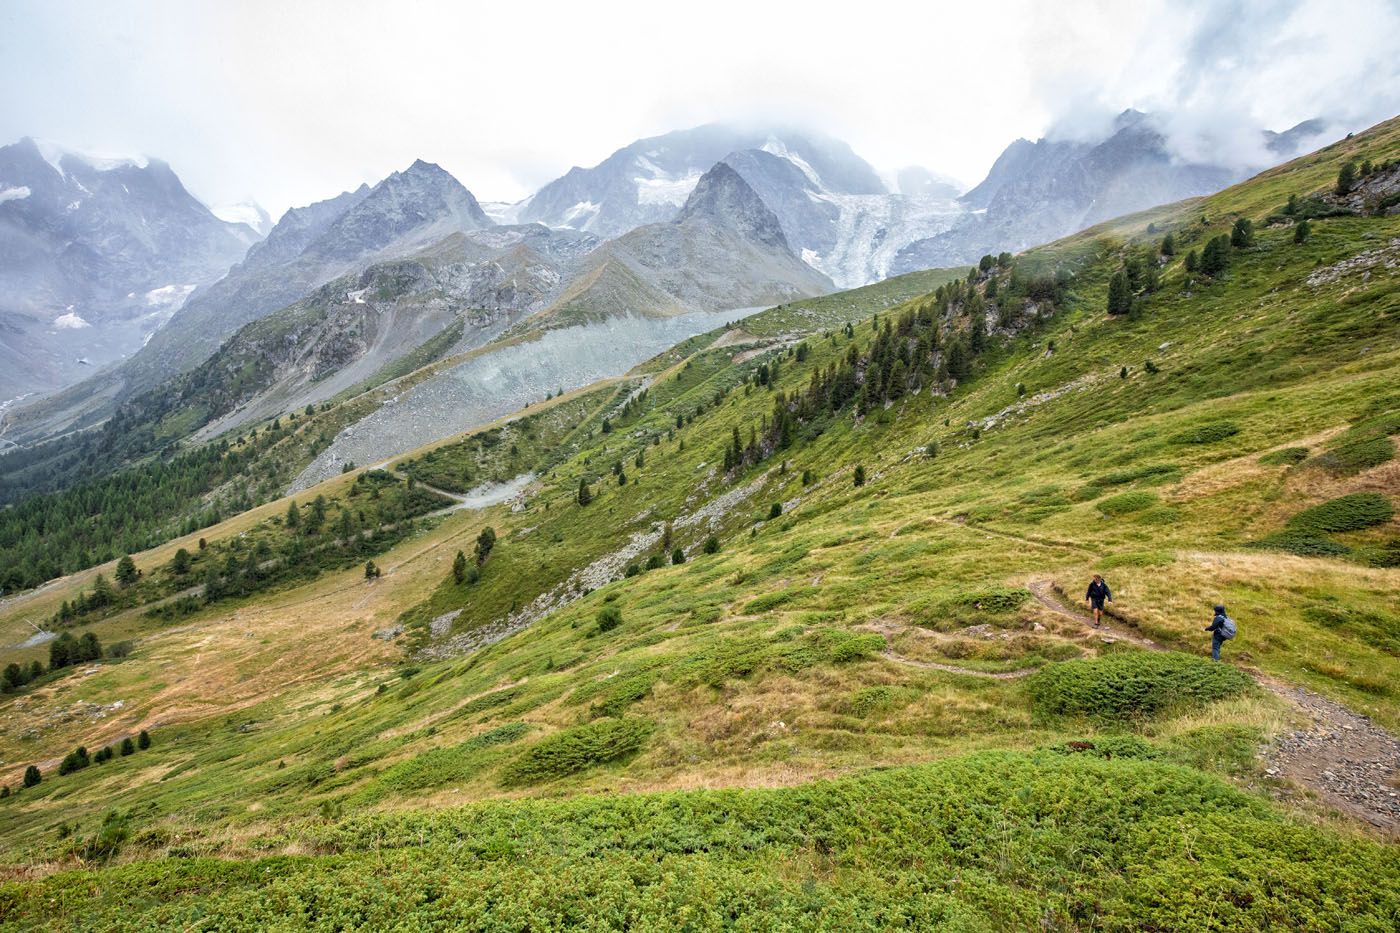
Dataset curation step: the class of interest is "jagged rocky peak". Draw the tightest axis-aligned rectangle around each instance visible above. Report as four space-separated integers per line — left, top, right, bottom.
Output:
0 136 261 401
676 162 790 251
303 159 492 263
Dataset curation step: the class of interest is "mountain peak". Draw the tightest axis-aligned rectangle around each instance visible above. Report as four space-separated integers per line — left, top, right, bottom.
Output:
676 162 790 251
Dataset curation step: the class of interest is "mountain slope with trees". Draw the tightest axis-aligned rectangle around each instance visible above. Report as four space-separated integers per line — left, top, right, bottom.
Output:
0 116 1398 929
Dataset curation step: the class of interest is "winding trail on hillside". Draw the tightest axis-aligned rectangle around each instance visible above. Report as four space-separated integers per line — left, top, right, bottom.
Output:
1028 580 1400 836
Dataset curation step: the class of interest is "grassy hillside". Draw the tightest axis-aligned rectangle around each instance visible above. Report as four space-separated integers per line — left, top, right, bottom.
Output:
1 117 1398 929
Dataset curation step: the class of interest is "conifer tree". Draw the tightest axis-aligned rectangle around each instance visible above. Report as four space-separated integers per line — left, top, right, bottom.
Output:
577 478 592 506
1294 218 1311 243
1184 249 1199 273
23 765 40 788
1335 160 1357 195
120 737 135 756
138 730 151 750
474 527 497 565
1230 217 1254 248
1160 233 1175 256
169 548 192 575
115 555 138 588
854 465 867 487
452 551 468 584
1106 270 1133 315
1200 235 1231 276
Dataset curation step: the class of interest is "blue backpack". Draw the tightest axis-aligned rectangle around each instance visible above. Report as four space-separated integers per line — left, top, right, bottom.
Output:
1219 615 1237 639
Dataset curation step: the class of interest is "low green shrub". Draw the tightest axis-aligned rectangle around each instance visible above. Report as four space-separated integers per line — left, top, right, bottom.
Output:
588 672 659 719
742 587 818 614
19 752 1400 930
1250 533 1351 557
1027 651 1252 720
930 586 1031 617
1170 421 1240 445
1287 492 1393 534
1313 436 1395 474
1097 491 1158 516
459 686 525 716
374 722 531 796
595 606 623 633
1258 447 1309 466
1097 551 1175 569
844 685 914 718
1074 463 1180 500
499 717 653 786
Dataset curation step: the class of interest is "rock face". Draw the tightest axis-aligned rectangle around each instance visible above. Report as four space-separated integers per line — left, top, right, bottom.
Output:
525 162 832 330
721 147 964 289
517 123 962 290
0 137 260 402
892 111 1332 273
518 124 886 239
6 159 498 444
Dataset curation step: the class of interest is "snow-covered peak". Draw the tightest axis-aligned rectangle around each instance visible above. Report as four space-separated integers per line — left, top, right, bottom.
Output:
211 199 274 236
30 137 150 179
0 185 31 203
760 135 827 188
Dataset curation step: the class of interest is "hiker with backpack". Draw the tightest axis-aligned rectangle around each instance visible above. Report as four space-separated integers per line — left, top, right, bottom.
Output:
1206 604 1236 661
1084 574 1112 627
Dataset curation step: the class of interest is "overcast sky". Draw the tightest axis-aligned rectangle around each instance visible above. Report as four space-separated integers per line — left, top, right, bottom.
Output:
2 0 1397 219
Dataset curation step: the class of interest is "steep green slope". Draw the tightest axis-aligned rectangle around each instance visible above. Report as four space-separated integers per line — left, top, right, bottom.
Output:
1 117 1398 929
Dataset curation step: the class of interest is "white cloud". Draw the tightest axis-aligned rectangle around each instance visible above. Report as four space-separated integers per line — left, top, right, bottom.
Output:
0 185 31 203
0 0 1394 218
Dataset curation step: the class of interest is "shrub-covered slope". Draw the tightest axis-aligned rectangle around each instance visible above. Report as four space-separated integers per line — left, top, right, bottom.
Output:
1 116 1398 929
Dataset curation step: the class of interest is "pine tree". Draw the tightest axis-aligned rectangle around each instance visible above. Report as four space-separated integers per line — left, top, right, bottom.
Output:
474 527 497 565
1200 235 1231 277
78 632 101 661
114 555 138 589
854 465 867 487
2 663 24 692
138 730 151 750
577 478 592 506
1335 160 1358 195
1230 217 1254 248
23 765 40 787
703 535 720 554
768 502 782 519
1294 218 1311 243
285 500 300 529
120 737 135 756
364 561 379 580
1160 233 1175 256
169 548 192 575
671 547 685 565
90 574 114 607
1106 270 1133 315
1184 249 1199 273
452 550 468 584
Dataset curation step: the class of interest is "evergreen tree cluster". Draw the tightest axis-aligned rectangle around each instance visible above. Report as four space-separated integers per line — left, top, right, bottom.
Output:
50 471 446 629
41 730 151 785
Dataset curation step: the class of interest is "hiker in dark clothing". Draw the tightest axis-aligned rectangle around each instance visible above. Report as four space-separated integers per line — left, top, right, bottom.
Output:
1205 604 1237 661
1084 574 1112 627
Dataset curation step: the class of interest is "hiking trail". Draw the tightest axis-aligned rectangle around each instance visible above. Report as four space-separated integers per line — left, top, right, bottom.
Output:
1029 579 1400 836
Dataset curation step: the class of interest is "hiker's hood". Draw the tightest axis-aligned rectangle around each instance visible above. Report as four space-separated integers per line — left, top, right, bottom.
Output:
1214 604 1226 615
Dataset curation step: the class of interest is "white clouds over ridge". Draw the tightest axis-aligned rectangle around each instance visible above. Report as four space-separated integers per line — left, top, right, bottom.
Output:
0 0 1394 217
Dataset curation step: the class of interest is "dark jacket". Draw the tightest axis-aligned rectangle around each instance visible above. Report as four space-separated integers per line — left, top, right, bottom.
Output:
1086 580 1111 603
1206 606 1229 633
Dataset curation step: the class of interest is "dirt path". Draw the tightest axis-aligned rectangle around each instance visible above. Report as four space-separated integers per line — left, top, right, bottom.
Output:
881 650 1037 679
1029 580 1400 836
